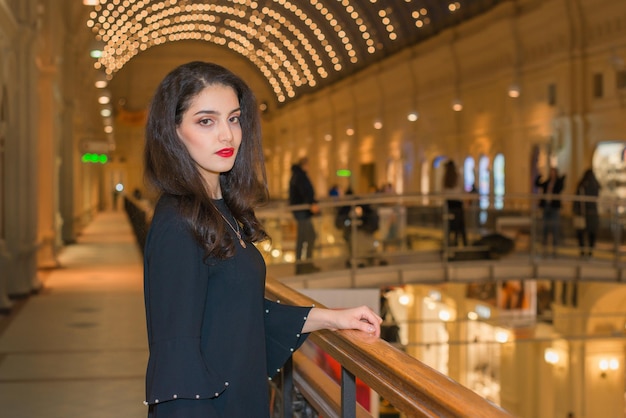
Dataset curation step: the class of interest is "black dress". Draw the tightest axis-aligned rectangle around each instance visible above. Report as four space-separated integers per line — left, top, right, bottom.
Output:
144 195 312 417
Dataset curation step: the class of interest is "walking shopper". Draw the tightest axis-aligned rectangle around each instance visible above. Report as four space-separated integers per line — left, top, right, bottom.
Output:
535 167 566 257
442 160 467 247
573 169 600 257
289 156 320 274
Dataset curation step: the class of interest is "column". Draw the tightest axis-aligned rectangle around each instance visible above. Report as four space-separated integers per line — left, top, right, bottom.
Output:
6 3 41 296
36 60 60 268
0 0 19 311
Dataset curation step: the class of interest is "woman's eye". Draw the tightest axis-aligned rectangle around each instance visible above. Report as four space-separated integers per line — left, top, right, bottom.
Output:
230 115 241 124
199 118 213 126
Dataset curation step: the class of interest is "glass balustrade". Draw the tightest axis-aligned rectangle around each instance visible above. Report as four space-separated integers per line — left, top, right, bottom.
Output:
255 192 626 273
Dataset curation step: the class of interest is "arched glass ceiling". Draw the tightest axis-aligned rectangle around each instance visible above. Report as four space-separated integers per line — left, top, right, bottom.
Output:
86 0 504 103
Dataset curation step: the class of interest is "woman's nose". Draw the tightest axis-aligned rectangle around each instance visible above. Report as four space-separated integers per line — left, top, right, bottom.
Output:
219 123 233 142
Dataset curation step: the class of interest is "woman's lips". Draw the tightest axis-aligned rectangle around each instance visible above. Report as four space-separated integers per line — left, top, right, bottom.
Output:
216 148 234 157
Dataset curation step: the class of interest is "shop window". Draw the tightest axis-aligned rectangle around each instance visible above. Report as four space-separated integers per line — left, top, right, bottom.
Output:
466 320 501 405
420 296 450 376
493 154 505 210
593 73 604 98
478 155 490 210
463 157 476 192
591 141 626 213
386 158 403 194
420 160 430 197
431 156 446 194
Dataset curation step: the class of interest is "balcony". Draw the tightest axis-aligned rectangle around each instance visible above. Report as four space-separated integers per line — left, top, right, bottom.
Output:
124 191 625 417
256 192 626 286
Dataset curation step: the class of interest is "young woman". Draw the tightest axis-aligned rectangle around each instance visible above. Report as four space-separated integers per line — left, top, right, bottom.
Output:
142 61 381 417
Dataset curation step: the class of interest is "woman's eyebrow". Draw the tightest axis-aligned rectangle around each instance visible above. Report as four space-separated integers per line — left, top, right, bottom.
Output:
193 107 241 116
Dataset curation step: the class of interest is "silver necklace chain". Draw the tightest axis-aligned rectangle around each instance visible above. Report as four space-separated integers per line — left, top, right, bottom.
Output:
218 211 247 248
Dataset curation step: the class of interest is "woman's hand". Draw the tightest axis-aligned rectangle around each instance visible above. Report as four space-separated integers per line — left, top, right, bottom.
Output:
302 306 383 337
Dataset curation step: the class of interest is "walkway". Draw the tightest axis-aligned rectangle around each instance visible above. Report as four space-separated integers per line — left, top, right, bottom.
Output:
0 211 147 418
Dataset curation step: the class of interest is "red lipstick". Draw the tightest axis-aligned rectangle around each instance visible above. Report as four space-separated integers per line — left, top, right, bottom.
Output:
216 148 235 157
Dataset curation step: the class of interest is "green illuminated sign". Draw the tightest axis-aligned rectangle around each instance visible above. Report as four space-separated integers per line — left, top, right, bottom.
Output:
336 169 351 177
81 153 108 164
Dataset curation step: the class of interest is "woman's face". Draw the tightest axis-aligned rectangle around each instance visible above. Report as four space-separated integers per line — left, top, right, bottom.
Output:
176 84 242 193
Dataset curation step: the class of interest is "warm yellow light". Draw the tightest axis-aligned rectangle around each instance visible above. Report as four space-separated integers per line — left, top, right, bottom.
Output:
495 330 509 343
544 348 559 365
283 252 295 263
508 84 521 98
438 310 451 321
599 358 620 372
398 294 411 306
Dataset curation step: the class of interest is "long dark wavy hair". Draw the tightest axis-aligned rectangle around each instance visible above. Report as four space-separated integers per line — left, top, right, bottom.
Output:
144 61 269 259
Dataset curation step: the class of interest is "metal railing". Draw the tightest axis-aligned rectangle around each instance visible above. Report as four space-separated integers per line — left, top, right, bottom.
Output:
265 278 514 418
256 191 626 281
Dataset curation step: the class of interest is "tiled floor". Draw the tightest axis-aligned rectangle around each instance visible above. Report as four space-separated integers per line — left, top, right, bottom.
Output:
0 211 148 418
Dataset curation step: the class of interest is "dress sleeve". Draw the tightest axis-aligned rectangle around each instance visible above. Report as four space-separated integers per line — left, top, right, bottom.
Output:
264 299 313 378
143 204 228 405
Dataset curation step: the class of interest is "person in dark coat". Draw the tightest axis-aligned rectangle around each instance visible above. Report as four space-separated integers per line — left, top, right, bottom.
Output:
289 157 320 274
142 61 382 418
443 160 467 247
573 169 601 257
535 167 566 256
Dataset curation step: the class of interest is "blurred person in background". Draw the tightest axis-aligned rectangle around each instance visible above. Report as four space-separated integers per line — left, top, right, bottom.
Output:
573 168 600 258
535 167 566 257
443 160 467 247
289 157 320 274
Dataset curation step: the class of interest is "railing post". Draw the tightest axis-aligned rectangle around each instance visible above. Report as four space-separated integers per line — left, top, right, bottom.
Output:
282 357 294 418
349 205 358 286
530 199 537 261
442 197 449 263
340 366 356 418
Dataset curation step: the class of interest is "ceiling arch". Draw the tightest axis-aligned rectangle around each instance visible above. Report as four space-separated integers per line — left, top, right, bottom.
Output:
86 0 504 104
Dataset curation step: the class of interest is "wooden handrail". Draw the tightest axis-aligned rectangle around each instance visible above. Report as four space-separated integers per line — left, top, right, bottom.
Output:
266 278 514 418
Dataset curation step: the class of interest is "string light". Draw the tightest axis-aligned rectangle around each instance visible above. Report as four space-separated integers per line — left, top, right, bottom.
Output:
85 1 439 102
